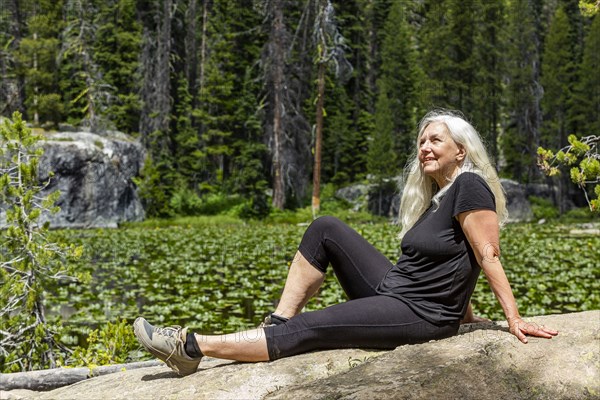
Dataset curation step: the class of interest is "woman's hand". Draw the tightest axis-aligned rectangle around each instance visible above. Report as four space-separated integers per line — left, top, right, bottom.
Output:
508 316 559 344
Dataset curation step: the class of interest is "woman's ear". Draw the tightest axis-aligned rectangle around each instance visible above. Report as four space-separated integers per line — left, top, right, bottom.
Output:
456 145 466 162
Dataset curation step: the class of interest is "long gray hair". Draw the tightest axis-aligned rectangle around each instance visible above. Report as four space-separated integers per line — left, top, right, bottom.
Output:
399 110 508 238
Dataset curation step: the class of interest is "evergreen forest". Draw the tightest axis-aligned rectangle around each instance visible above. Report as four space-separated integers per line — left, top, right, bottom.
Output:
1 0 599 217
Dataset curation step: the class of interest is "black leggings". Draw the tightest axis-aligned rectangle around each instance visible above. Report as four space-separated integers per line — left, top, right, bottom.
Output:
264 216 459 360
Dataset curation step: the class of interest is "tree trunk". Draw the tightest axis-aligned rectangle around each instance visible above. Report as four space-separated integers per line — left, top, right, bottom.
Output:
198 0 208 100
139 0 172 147
32 32 39 126
186 0 198 101
271 2 286 210
312 59 326 217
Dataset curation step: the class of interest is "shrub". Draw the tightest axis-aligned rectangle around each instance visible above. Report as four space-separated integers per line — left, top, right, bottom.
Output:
0 112 83 372
69 320 140 368
528 196 560 220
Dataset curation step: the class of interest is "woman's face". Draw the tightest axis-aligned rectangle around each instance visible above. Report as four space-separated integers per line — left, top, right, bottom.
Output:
418 122 465 188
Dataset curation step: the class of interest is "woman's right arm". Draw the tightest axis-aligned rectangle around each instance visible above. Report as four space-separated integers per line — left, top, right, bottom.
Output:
458 209 558 343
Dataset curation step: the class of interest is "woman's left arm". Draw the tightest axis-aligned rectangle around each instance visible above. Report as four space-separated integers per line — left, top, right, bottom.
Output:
457 209 559 343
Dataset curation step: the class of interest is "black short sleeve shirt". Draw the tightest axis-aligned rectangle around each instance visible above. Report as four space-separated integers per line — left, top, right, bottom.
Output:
377 172 496 324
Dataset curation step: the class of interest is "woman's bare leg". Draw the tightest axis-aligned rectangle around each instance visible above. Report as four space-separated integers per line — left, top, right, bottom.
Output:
272 251 325 319
196 329 269 362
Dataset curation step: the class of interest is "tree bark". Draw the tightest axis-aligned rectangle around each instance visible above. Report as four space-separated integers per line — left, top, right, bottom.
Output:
0 361 162 392
271 1 286 210
198 0 209 101
312 59 326 217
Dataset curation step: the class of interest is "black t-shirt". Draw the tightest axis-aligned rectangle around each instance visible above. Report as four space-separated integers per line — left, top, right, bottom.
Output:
377 172 496 325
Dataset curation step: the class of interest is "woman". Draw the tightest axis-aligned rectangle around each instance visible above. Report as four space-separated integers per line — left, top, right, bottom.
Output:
133 110 558 377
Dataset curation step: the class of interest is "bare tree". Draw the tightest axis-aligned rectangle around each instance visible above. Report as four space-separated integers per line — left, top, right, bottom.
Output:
139 0 173 147
311 0 352 217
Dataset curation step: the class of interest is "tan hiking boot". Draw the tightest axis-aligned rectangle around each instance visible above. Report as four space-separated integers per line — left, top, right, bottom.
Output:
133 317 201 376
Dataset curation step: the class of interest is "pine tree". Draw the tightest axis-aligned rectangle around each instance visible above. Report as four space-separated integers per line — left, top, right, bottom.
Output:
541 6 578 150
367 81 398 215
0 113 83 372
13 0 64 128
573 13 600 136
59 0 113 131
378 0 423 169
93 0 142 133
368 81 397 180
472 0 505 161
502 0 544 181
137 0 175 216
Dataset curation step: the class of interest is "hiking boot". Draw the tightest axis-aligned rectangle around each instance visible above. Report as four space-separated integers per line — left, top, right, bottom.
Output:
133 317 201 376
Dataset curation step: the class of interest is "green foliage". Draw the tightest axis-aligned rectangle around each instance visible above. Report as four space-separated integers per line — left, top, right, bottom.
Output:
1 0 598 217
573 14 600 136
169 190 244 217
378 0 422 167
0 112 83 372
528 196 560 220
579 0 599 16
43 219 599 363
69 319 139 368
133 154 174 218
538 134 600 212
92 0 142 133
368 83 397 180
501 0 543 181
541 5 580 150
472 222 600 319
13 1 64 127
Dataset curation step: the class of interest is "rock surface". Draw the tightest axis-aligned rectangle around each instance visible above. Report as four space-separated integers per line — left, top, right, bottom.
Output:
3 311 598 400
23 131 144 228
501 178 534 222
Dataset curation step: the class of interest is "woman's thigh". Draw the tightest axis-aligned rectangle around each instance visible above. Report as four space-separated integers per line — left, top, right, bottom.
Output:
265 295 459 360
298 216 394 299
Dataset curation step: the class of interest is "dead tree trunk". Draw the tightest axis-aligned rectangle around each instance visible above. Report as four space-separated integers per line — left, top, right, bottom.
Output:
271 1 286 210
0 361 161 392
312 59 326 217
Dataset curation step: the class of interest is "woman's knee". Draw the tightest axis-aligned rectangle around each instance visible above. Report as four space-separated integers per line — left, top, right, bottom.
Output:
307 215 344 236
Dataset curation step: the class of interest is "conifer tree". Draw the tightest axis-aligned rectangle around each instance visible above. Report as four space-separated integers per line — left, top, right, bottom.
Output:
93 0 142 133
472 0 505 161
367 81 398 215
59 0 113 131
14 0 64 128
503 0 544 181
541 6 578 150
573 14 600 136
0 113 82 372
378 0 423 169
368 82 397 180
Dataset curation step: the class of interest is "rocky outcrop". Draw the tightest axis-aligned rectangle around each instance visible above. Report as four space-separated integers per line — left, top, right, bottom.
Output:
1 130 145 228
2 311 597 400
501 178 534 222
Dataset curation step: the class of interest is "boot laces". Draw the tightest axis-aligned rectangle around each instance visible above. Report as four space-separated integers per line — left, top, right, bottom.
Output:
154 325 183 362
155 325 182 338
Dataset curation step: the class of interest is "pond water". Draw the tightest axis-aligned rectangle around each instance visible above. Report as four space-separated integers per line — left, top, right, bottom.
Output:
46 221 599 346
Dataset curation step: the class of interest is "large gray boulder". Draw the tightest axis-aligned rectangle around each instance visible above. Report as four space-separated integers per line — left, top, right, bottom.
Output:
501 178 534 222
38 131 145 228
2 130 145 228
3 311 597 399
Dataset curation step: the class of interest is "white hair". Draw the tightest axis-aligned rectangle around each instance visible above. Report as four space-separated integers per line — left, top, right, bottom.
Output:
399 109 508 238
